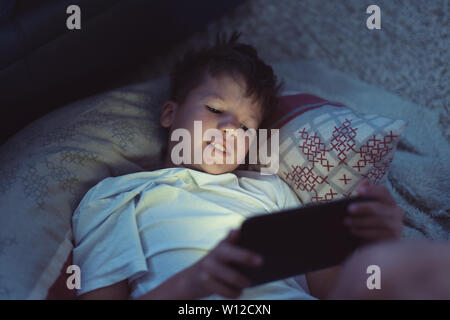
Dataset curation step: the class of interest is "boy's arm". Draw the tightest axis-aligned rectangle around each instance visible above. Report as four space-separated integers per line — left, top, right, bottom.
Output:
79 229 262 300
306 265 342 300
77 276 190 300
306 179 404 300
78 280 130 300
77 264 342 300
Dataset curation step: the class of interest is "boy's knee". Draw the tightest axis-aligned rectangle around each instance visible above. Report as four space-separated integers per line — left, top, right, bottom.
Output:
328 240 398 299
328 240 450 299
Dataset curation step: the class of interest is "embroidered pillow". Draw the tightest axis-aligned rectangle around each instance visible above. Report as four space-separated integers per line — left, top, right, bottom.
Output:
261 93 408 204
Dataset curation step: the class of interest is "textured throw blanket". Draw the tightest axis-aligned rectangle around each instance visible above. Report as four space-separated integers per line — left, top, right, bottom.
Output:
131 0 449 241
271 60 449 240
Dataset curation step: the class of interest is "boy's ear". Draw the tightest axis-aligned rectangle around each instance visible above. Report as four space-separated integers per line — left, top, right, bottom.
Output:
160 101 178 128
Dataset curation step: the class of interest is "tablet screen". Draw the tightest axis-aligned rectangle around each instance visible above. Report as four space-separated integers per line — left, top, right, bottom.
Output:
234 196 375 286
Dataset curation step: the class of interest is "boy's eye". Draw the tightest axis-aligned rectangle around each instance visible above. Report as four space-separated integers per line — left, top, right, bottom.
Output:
205 105 249 131
205 105 222 114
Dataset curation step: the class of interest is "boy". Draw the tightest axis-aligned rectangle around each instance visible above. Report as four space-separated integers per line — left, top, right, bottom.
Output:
72 32 405 300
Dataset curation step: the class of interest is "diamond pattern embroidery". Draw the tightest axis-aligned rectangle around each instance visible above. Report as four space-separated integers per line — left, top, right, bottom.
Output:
353 131 397 174
283 165 331 203
280 114 402 204
297 128 334 171
329 118 358 165
361 156 394 183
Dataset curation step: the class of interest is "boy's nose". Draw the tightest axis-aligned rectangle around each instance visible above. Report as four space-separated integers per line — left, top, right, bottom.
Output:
217 114 240 133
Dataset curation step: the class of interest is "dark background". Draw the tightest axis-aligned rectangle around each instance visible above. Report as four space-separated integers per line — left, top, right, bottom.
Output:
0 0 244 145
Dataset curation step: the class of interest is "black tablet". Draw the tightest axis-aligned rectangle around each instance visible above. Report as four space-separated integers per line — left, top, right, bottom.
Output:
234 196 376 286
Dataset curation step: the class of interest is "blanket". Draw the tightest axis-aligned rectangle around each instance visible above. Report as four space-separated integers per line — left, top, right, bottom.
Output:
133 0 449 240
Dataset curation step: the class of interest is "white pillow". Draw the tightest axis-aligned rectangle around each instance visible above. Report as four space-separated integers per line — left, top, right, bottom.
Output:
0 76 169 299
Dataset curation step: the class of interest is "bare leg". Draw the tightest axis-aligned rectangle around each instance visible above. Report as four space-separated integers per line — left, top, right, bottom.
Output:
328 239 450 299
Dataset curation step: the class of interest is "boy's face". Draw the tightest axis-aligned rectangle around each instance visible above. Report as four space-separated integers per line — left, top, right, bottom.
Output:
160 73 263 174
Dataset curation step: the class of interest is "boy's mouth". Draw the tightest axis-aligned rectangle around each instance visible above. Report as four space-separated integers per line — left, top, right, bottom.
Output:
206 138 234 159
210 141 226 153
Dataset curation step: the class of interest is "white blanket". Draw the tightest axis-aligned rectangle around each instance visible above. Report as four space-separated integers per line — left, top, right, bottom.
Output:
72 167 314 299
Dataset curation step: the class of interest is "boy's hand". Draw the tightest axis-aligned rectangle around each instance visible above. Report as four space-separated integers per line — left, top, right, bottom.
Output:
183 229 263 299
344 179 404 241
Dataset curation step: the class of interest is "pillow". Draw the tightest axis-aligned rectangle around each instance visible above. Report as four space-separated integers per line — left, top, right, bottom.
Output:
0 76 169 299
261 93 408 204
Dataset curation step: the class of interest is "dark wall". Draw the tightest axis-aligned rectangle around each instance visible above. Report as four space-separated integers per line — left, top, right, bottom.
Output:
0 0 245 145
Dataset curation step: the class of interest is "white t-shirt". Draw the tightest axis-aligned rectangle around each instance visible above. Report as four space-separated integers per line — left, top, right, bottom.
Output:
72 167 315 300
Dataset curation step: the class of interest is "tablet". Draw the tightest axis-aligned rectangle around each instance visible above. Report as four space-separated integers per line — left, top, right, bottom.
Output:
234 196 375 286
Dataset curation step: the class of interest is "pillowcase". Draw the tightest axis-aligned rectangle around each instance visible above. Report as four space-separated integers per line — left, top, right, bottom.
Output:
0 76 169 299
261 93 408 204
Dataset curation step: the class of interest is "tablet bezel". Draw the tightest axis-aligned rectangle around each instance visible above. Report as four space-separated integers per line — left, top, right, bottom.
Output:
234 196 376 286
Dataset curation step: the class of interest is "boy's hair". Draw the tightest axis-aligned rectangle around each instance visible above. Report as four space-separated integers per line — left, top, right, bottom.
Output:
169 31 284 121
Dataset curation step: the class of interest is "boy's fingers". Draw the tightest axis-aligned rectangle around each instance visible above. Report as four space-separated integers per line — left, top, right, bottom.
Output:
348 227 399 241
217 242 263 267
344 215 390 229
347 202 389 217
347 203 404 229
206 259 251 289
223 229 240 244
229 229 240 243
356 180 396 206
355 179 371 195
200 272 242 299
345 211 403 239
